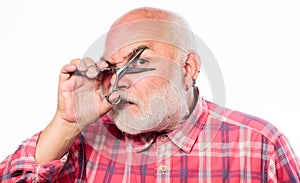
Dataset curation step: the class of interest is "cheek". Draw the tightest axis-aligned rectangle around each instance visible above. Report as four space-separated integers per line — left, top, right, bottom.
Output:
128 75 179 97
127 76 158 95
156 61 184 84
125 62 185 95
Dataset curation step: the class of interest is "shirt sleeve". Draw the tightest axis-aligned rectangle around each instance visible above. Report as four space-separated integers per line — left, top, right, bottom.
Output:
0 132 68 182
268 134 300 182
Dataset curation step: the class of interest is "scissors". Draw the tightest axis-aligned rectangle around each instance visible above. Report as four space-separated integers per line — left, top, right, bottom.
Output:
76 47 156 104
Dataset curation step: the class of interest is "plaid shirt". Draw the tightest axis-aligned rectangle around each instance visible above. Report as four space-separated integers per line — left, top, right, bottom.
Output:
1 96 300 182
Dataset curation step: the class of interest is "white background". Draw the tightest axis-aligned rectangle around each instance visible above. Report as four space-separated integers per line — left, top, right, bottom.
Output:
0 0 299 161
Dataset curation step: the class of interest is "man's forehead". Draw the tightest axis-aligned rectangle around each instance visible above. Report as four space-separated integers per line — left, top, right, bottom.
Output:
103 20 196 59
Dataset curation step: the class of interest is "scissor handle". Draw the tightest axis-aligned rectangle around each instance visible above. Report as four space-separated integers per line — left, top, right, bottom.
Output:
105 90 121 105
75 67 113 77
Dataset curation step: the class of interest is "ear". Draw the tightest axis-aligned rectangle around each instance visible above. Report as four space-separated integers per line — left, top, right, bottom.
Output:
183 50 201 86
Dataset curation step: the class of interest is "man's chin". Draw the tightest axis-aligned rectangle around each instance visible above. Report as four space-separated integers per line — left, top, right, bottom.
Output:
114 121 144 135
112 114 164 135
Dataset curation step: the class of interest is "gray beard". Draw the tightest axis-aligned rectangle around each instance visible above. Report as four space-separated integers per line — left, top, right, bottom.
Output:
110 82 189 135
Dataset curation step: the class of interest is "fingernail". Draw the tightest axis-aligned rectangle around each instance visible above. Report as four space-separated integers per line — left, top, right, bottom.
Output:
98 61 107 69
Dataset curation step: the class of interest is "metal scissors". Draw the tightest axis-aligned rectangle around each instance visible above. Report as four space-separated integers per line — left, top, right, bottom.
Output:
76 47 155 104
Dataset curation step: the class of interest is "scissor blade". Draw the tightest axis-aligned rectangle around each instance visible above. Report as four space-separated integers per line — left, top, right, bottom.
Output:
123 47 148 68
125 67 156 74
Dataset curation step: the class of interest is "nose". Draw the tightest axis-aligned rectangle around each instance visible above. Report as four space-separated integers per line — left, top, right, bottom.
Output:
110 74 132 91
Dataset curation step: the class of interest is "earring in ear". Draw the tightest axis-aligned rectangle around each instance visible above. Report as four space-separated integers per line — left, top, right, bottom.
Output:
192 79 196 87
185 85 189 91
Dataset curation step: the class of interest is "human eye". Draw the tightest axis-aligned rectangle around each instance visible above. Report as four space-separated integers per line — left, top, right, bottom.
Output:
134 58 148 66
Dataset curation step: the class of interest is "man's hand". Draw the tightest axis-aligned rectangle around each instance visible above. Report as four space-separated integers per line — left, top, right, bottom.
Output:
56 58 112 129
35 58 113 164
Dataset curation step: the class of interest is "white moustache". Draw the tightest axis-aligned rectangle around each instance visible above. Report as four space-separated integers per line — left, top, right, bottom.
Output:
118 93 141 106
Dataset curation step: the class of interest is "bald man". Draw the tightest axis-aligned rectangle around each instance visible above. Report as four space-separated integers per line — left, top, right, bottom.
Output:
1 7 299 182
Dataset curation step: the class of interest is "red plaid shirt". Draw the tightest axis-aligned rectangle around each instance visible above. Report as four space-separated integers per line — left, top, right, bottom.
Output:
1 96 300 182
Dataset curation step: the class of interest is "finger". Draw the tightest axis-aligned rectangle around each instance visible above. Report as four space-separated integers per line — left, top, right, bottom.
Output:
70 58 81 66
98 71 116 96
94 93 113 116
76 59 87 72
95 60 109 70
95 60 111 83
100 98 113 114
96 60 110 85
80 57 99 78
60 64 77 81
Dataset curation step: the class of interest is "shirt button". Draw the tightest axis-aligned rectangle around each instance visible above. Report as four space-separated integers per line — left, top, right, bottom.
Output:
160 165 166 172
160 135 167 141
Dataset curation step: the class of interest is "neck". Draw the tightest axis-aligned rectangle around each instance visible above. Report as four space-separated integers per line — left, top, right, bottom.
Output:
187 87 198 116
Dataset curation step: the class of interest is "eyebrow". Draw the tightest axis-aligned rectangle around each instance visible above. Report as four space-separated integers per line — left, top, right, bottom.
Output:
101 45 149 66
124 45 149 61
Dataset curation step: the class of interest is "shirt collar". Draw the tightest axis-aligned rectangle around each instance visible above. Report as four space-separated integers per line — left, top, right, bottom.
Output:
167 94 208 153
126 89 209 153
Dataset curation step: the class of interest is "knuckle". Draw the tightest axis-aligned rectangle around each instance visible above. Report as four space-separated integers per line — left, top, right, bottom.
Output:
81 57 95 64
70 58 80 64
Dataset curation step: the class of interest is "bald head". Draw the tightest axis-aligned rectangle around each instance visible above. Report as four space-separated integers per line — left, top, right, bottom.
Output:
112 7 191 29
104 7 196 58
